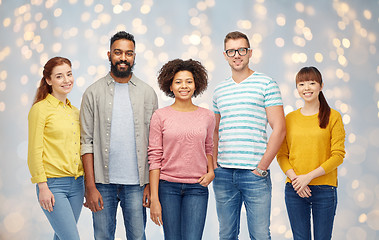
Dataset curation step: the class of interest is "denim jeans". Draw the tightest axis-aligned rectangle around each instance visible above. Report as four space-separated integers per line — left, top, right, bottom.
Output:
285 183 337 240
36 176 84 240
213 167 272 240
159 180 209 240
93 183 146 240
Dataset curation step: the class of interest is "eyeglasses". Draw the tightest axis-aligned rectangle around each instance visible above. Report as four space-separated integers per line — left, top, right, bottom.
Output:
224 48 250 57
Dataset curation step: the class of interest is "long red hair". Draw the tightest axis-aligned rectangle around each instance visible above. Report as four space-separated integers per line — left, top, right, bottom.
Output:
296 66 331 129
32 57 72 105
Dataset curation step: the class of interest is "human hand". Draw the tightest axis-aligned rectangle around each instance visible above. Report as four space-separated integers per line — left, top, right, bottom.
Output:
143 184 151 208
292 174 312 193
84 186 104 212
296 185 312 198
38 182 55 212
150 200 163 226
198 171 215 187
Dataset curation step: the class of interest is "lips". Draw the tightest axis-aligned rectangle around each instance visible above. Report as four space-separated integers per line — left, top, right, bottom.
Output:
303 92 313 97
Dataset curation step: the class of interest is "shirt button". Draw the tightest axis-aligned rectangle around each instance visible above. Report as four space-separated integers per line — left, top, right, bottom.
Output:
109 102 112 105
105 149 108 152
105 165 108 168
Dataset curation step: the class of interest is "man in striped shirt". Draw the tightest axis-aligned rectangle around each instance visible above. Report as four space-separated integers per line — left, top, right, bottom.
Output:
212 31 286 239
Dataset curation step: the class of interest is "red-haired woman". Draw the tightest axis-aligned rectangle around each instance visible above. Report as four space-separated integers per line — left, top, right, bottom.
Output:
277 66 346 240
28 57 84 240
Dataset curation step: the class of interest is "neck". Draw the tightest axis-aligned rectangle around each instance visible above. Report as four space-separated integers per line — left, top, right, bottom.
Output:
301 100 320 115
51 92 67 105
111 72 132 83
171 99 197 112
232 68 254 83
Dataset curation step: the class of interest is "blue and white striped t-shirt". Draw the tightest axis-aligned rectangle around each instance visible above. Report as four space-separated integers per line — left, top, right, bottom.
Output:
213 72 283 169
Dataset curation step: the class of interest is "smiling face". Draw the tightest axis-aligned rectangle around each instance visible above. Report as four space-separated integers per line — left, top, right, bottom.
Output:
108 39 135 80
45 63 74 102
223 38 252 72
297 80 323 104
170 70 196 102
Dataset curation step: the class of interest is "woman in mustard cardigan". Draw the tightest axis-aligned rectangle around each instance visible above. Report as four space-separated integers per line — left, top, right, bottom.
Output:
277 66 345 240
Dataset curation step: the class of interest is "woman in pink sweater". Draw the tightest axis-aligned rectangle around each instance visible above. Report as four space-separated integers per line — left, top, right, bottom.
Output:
148 59 215 240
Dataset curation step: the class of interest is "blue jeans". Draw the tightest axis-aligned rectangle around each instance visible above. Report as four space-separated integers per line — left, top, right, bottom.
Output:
159 180 209 240
93 183 146 240
213 167 272 240
36 176 84 240
285 183 337 240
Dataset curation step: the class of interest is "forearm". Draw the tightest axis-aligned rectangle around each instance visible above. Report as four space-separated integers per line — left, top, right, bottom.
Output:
207 154 214 173
306 166 325 181
258 127 286 170
149 169 161 201
285 169 297 181
82 153 96 188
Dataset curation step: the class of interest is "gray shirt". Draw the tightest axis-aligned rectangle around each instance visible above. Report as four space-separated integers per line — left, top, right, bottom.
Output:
80 73 158 186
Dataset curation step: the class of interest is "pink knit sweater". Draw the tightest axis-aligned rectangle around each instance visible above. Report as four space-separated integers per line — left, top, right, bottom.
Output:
148 106 215 183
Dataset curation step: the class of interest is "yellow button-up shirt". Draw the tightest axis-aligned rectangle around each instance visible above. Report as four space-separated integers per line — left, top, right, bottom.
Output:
28 94 83 183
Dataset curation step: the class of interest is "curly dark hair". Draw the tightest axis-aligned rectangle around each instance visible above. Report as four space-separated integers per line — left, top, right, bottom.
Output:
158 59 208 98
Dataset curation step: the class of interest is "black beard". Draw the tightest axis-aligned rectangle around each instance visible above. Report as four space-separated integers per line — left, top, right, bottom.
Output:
110 60 134 78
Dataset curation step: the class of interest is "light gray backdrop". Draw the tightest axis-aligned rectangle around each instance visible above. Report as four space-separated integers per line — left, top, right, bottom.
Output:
0 0 378 239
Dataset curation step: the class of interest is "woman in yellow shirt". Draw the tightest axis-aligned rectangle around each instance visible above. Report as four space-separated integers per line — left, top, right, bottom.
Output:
28 57 84 240
277 66 345 240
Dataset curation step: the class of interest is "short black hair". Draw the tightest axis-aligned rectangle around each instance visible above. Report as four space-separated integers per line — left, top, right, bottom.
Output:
110 31 135 48
158 59 208 98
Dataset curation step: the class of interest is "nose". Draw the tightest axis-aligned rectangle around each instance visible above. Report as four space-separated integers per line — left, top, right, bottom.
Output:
120 53 127 61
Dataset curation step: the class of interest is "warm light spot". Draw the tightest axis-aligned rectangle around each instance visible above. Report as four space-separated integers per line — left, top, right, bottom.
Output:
122 2 131 11
54 8 62 17
348 133 356 143
113 4 123 14
336 68 344 79
314 52 323 62
342 38 351 48
296 19 305 28
352 180 359 189
3 18 11 27
190 17 201 26
275 38 285 47
343 114 351 124
197 1 207 11
276 14 286 26
140 5 151 14
338 55 347 66
0 102 5 111
359 214 368 223
295 2 304 12
340 103 348 113
154 37 165 47
94 4 103 13
363 10 372 20
333 38 341 48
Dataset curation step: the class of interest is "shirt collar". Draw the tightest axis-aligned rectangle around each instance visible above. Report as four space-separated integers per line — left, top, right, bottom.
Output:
106 72 137 86
46 94 72 108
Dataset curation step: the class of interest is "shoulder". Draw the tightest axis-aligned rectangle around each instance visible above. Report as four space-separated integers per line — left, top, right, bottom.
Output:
198 107 215 117
152 106 170 117
214 77 233 92
83 76 108 95
285 109 300 120
329 108 343 124
28 99 48 119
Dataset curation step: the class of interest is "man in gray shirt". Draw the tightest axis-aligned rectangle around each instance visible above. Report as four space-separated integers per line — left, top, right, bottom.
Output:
80 31 158 240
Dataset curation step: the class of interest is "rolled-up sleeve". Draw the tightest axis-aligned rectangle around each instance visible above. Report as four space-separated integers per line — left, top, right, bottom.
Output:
80 90 94 156
28 105 47 183
148 112 163 170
